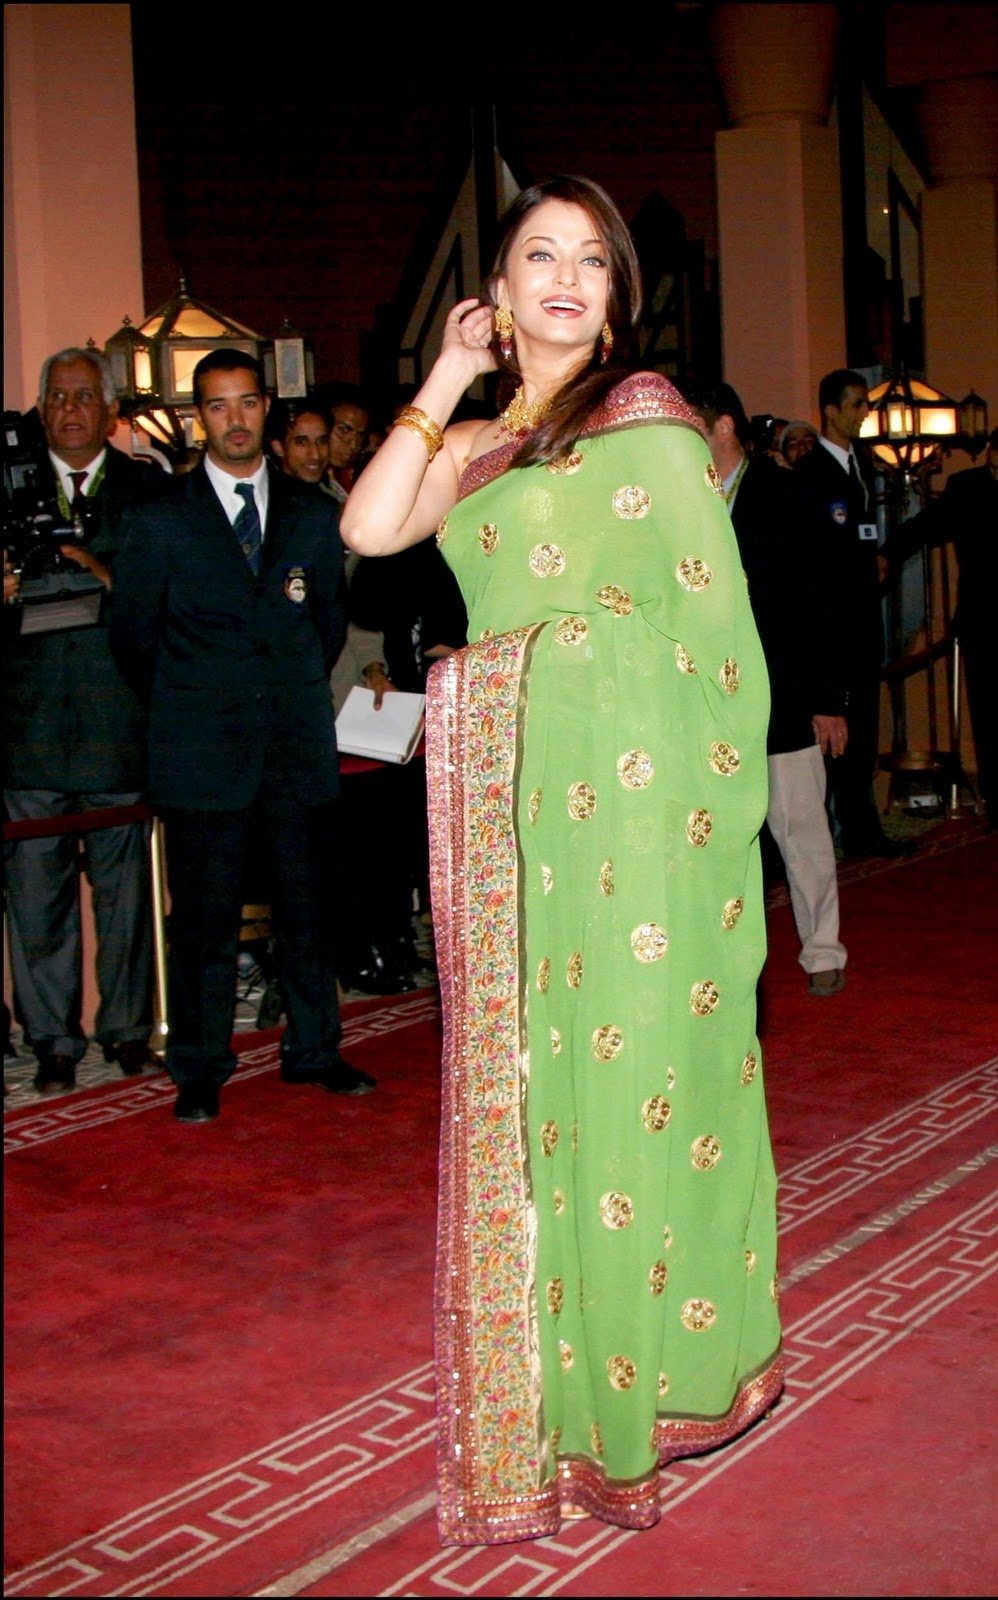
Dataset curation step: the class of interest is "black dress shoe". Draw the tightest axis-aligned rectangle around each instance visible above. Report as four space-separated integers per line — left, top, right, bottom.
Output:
173 1081 220 1122
33 1053 77 1090
104 1040 157 1076
280 1054 376 1096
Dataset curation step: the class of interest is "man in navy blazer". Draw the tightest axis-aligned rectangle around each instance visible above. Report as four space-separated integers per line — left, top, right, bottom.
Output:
112 350 375 1120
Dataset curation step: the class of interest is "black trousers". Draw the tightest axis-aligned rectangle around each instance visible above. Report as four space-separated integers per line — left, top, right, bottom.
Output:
162 785 340 1087
826 667 884 851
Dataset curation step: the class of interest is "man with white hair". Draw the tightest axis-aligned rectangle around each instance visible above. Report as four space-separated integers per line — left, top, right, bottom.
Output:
4 347 165 1089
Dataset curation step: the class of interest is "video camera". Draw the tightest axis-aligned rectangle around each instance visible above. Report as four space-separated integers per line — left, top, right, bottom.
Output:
3 409 104 634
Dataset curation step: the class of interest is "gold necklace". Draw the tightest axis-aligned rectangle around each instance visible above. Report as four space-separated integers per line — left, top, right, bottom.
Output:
498 388 552 438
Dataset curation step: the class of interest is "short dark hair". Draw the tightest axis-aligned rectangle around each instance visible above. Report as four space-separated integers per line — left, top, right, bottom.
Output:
818 368 867 417
267 396 330 444
192 348 265 407
681 380 750 446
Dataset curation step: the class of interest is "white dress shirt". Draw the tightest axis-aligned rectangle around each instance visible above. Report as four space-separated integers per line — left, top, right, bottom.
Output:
49 447 107 502
204 454 270 533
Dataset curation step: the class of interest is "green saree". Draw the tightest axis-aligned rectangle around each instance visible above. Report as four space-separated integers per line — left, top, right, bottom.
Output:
427 373 783 1545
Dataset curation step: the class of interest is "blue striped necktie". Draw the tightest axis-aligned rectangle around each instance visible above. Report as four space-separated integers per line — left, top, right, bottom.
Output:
234 483 262 575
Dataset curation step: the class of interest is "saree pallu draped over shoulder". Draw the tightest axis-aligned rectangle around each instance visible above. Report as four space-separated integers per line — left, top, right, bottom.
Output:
427 373 784 1545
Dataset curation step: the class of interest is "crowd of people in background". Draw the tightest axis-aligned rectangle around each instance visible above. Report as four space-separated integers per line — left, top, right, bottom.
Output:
4 339 995 1108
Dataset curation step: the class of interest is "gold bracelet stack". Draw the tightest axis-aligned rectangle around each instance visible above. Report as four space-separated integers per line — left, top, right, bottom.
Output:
394 405 444 463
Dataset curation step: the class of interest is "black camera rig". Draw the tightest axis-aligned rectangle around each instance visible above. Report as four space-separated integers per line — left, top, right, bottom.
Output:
3 409 105 634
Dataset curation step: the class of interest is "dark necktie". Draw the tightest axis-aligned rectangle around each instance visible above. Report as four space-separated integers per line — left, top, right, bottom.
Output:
848 452 867 511
68 470 88 507
234 483 262 575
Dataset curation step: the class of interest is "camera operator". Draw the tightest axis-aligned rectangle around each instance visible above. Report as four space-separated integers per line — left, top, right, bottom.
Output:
3 347 166 1090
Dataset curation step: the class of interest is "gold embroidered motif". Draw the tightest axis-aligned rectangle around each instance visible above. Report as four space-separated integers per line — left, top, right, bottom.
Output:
642 1095 672 1132
435 517 448 546
649 1260 668 1296
691 1134 722 1170
607 1354 637 1390
686 808 713 847
595 583 633 616
547 450 584 475
705 463 724 496
554 1189 565 1215
550 1027 562 1055
480 627 495 642
675 642 697 674
546 1278 564 1315
592 1024 623 1062
690 980 720 1016
529 542 566 578
537 957 550 993
658 1371 670 1399
541 865 553 895
599 860 614 896
553 615 588 646
745 1249 757 1274
590 1422 604 1456
540 1119 559 1156
722 897 744 930
667 1066 676 1089
571 1121 579 1152
551 1424 563 1449
676 557 713 591
528 787 542 824
741 1051 759 1085
617 748 655 789
681 1297 717 1332
631 922 668 962
662 1225 674 1250
559 1340 574 1370
567 781 597 820
566 951 583 989
720 657 740 694
770 1273 780 1303
478 522 499 555
709 741 741 776
600 1191 634 1229
612 484 651 519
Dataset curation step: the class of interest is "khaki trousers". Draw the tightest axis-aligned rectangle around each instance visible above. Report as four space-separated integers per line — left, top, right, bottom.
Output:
767 743 846 975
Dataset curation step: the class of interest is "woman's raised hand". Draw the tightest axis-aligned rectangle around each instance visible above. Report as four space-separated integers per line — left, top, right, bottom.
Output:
440 298 498 382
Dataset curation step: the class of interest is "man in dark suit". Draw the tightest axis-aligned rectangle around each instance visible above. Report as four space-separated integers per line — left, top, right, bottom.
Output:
687 382 848 996
112 350 374 1121
4 347 165 1089
789 368 909 858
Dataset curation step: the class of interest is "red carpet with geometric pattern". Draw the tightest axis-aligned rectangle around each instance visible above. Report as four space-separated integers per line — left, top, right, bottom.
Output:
4 820 997 1597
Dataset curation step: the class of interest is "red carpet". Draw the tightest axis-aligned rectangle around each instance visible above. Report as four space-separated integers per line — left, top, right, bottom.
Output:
4 826 997 1598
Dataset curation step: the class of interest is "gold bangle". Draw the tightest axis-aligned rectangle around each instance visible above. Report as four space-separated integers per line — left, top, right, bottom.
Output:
394 405 444 463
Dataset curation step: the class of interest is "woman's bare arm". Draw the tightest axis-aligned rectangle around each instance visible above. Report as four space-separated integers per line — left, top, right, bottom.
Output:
341 300 495 555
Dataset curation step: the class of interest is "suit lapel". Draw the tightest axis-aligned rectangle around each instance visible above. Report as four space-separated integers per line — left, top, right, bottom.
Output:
259 470 300 573
186 463 257 573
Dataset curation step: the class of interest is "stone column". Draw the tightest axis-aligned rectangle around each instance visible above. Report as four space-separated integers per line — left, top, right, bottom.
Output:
4 3 144 410
709 2 844 422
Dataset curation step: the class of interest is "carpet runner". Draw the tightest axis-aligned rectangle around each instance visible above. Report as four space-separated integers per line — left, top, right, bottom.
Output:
4 824 997 1597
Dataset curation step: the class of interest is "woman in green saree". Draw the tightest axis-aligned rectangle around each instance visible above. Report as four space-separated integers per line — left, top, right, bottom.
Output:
342 176 783 1545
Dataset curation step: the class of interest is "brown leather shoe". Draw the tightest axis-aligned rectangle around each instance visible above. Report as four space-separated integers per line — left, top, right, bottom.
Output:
808 968 846 997
33 1053 77 1090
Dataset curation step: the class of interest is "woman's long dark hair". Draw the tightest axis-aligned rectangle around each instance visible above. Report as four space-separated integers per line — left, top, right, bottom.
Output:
483 175 643 467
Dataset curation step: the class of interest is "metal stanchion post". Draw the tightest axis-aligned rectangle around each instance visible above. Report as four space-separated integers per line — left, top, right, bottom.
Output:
948 637 964 819
149 816 169 1048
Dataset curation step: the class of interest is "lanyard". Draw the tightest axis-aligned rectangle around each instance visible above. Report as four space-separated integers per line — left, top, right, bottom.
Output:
724 456 749 507
55 457 107 522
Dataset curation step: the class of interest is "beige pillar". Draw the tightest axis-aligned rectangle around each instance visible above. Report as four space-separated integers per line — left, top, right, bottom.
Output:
709 3 844 421
916 75 998 425
3 3 144 411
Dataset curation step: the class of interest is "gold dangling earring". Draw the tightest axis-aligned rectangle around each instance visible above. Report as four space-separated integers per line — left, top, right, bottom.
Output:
495 305 514 362
600 322 613 366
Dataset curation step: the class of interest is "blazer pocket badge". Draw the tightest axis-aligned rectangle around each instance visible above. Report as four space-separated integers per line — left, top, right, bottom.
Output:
284 565 308 603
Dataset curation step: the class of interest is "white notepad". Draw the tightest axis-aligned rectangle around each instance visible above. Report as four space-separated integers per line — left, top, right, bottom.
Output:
335 685 426 764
